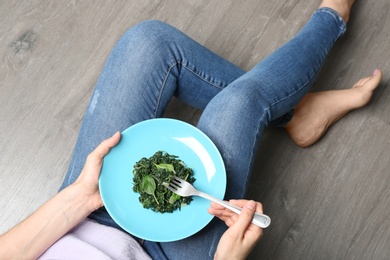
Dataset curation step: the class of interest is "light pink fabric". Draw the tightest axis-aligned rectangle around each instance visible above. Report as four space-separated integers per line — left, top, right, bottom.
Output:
38 218 151 260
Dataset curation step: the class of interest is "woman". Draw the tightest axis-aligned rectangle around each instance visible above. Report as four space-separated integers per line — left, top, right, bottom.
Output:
0 0 382 259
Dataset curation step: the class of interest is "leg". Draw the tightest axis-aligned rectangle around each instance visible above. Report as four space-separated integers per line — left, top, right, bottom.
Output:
200 7 347 199
152 2 383 259
284 0 383 147
58 20 244 258
159 6 349 260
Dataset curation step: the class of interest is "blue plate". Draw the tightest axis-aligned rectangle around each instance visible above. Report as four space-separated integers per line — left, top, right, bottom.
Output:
99 118 226 242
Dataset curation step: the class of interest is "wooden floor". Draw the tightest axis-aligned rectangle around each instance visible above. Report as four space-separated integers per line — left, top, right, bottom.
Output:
1 1 389 259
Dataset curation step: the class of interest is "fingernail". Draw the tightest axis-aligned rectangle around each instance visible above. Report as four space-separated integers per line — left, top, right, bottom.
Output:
373 69 379 76
246 200 256 211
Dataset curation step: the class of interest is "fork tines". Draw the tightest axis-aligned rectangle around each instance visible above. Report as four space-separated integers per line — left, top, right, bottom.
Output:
169 177 182 189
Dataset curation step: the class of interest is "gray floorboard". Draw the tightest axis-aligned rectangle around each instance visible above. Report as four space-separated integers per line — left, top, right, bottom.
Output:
1 1 389 259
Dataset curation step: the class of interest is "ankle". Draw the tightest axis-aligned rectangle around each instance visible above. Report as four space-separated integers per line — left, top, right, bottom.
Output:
319 0 354 23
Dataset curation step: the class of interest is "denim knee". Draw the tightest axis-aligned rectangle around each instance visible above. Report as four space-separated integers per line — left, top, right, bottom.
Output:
121 20 181 55
127 20 171 37
209 82 272 126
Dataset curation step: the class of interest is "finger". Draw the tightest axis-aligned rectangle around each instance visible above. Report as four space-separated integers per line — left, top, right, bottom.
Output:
208 207 236 220
229 199 247 208
253 202 264 214
209 208 239 227
208 207 224 215
209 201 239 218
84 132 121 170
210 201 226 210
231 200 257 236
89 132 121 161
230 199 264 214
225 217 237 227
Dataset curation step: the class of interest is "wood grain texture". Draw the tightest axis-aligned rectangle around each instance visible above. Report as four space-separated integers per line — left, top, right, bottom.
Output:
1 0 389 259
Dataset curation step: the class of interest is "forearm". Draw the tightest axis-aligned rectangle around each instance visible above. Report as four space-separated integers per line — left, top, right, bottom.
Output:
0 183 94 259
0 132 121 259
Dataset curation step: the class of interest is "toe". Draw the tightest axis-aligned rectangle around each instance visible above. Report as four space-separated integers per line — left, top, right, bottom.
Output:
353 69 382 91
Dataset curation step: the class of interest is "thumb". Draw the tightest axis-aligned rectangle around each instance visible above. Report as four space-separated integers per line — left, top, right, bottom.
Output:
91 132 121 160
233 200 256 234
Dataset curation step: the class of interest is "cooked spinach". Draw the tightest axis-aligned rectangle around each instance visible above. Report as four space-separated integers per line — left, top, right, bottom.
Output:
132 151 196 213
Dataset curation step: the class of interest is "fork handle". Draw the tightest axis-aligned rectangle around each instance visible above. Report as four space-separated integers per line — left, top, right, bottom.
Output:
196 191 271 228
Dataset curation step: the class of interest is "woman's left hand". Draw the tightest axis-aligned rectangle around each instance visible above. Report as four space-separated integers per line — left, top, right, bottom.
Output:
73 131 121 212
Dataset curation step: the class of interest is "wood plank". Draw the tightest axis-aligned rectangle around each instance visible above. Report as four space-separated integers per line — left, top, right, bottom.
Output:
1 0 389 259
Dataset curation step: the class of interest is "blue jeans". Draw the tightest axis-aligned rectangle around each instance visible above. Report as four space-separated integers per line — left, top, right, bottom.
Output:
59 8 346 260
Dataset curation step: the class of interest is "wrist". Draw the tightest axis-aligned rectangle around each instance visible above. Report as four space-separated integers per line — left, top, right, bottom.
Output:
214 252 243 260
0 183 97 259
64 183 97 217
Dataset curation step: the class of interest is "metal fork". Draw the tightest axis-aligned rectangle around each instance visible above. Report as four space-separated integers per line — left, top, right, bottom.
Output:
164 176 271 228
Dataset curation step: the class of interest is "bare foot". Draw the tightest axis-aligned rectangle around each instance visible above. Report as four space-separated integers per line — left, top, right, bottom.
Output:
285 70 382 147
319 0 355 23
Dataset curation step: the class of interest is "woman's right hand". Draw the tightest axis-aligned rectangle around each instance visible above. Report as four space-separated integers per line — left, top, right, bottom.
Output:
209 199 264 260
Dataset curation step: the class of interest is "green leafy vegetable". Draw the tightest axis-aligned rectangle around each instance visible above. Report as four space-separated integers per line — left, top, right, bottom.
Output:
140 175 158 204
132 151 196 213
153 163 175 173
